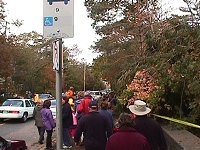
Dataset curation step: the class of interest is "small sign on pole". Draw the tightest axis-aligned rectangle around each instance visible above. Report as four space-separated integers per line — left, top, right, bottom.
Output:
43 0 74 39
53 40 59 71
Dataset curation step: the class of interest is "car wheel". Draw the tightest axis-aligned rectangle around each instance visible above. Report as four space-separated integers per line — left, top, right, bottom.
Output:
0 118 3 122
21 113 28 122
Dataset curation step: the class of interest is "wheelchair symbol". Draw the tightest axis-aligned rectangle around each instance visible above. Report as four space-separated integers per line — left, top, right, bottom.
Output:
44 17 53 26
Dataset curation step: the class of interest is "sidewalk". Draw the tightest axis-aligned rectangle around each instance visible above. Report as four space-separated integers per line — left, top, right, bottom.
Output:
29 131 85 150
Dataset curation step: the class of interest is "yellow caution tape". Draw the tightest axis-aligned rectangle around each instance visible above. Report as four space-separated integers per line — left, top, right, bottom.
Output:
152 114 200 129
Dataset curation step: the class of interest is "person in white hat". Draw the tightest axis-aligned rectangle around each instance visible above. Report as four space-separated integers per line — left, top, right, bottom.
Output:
129 100 167 150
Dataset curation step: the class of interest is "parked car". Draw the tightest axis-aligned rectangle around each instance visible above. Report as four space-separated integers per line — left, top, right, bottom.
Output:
39 94 54 101
89 91 102 100
0 136 27 150
33 93 54 103
0 99 35 122
50 99 56 119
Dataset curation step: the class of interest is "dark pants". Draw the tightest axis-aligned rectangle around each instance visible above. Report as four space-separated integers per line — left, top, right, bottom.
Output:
37 126 45 143
46 130 53 148
63 127 71 146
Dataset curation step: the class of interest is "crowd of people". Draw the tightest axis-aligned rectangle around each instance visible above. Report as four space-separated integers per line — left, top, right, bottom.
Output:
33 87 167 150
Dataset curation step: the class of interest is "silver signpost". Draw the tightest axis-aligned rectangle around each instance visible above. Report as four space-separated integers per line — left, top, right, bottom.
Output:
43 0 74 149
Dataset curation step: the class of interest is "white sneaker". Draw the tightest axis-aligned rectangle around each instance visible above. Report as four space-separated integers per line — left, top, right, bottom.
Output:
63 145 72 149
63 145 67 149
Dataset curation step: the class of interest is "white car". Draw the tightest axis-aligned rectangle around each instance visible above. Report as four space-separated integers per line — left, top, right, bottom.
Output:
89 91 102 100
0 99 36 122
50 99 56 119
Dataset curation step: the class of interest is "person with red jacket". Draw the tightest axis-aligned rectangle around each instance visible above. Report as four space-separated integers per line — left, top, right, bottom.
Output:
77 93 93 116
106 113 151 150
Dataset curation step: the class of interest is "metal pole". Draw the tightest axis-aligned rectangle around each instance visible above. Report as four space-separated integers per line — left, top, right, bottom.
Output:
83 63 86 92
56 38 63 150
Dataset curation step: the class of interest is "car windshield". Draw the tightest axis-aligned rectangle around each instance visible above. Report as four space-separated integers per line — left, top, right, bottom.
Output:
51 100 56 108
90 91 101 95
2 100 24 107
39 94 51 99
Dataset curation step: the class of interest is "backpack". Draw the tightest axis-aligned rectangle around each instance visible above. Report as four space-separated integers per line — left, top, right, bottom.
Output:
75 98 83 120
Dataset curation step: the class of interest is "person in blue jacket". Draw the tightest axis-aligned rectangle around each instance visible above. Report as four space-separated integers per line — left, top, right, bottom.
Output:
99 101 114 129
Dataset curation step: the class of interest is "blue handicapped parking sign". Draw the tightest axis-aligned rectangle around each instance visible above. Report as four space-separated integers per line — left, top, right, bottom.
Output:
44 17 53 26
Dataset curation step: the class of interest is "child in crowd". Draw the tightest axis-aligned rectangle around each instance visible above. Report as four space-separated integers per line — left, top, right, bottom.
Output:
70 106 78 139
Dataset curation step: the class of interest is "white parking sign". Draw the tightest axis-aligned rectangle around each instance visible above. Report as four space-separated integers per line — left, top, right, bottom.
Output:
43 0 74 38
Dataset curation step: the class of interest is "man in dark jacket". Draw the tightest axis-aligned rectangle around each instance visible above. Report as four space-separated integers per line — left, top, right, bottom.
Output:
129 100 168 150
33 101 45 144
62 96 73 149
74 100 112 150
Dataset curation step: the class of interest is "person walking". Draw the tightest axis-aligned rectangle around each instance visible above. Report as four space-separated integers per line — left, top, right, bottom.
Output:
41 99 56 150
70 106 78 139
99 101 114 129
33 101 45 144
66 86 75 99
62 96 73 149
77 93 93 116
74 91 84 121
74 100 112 150
106 113 151 150
129 100 167 150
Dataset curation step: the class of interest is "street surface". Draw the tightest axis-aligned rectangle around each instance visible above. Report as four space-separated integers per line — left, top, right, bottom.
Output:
0 118 38 148
0 118 85 150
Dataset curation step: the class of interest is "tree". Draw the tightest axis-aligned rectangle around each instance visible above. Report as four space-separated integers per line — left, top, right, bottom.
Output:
85 0 159 93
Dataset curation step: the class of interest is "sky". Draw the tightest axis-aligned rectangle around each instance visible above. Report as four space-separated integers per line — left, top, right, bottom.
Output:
4 0 99 64
3 0 187 63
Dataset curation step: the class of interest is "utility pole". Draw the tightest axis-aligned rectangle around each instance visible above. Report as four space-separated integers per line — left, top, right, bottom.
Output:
83 63 86 92
43 0 74 149
55 39 63 149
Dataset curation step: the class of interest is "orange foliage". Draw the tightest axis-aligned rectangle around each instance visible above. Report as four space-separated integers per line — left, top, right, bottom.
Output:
128 69 158 101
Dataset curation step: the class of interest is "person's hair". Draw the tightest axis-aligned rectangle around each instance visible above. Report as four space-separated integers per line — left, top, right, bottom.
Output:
117 113 135 128
77 91 84 98
36 101 43 106
100 101 108 110
63 96 69 102
43 99 51 108
69 86 74 90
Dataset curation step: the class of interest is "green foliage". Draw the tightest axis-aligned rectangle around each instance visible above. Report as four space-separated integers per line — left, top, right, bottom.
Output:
85 1 200 138
118 88 135 105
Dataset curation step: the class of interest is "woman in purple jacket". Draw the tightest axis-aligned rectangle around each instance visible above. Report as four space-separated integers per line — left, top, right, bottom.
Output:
41 99 56 150
106 113 151 150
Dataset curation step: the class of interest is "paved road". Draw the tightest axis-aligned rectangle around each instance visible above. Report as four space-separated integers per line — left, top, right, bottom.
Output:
0 118 85 149
0 118 39 148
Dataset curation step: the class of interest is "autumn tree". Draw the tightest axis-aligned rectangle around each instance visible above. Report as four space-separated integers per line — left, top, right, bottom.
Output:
85 0 200 126
84 0 159 93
